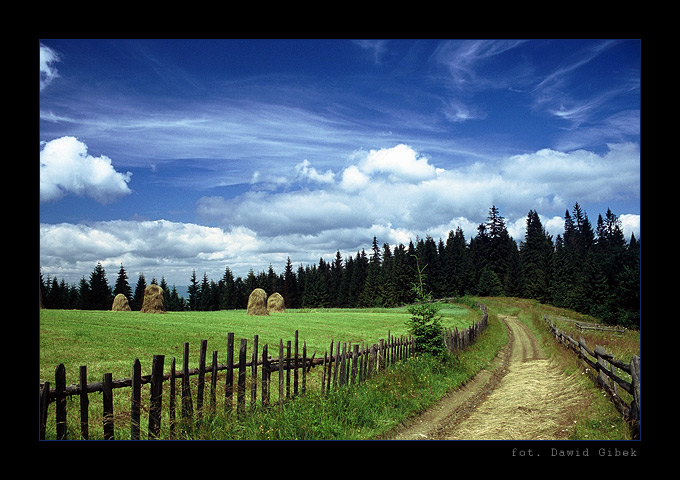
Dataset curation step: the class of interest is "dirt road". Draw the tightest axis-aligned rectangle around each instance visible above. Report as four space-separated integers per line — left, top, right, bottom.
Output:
386 315 586 440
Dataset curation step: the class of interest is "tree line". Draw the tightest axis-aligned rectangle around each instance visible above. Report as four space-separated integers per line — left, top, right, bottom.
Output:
39 203 640 328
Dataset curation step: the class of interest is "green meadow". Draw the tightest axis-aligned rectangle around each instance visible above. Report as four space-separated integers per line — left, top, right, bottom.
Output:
40 304 479 385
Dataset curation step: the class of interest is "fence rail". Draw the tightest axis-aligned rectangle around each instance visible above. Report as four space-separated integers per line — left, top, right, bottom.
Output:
543 315 640 438
40 304 489 440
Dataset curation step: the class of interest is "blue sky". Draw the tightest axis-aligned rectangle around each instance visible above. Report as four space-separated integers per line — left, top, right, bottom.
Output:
39 39 641 287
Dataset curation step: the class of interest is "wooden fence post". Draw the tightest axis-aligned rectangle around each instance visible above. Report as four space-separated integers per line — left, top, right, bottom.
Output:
103 372 114 440
302 341 308 394
262 344 270 407
225 332 234 413
131 359 141 440
251 335 258 410
294 331 299 396
169 357 176 437
210 350 218 412
197 340 207 419
182 342 193 421
40 381 50 440
148 355 165 439
237 338 247 416
79 365 89 440
286 340 292 399
630 355 641 438
55 363 67 440
278 340 284 403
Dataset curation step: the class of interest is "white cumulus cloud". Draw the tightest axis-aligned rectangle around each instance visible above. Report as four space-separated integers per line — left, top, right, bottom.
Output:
40 136 133 204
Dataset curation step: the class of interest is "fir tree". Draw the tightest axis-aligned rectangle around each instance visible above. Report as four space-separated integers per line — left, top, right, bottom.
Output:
405 257 445 357
131 273 147 311
113 264 132 302
188 270 199 311
88 262 112 310
520 210 553 302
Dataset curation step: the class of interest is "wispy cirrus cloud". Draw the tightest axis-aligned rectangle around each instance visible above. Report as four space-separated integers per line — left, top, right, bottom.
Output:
39 43 60 91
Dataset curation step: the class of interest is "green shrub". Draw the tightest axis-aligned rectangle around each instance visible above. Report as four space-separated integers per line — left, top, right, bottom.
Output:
405 258 445 357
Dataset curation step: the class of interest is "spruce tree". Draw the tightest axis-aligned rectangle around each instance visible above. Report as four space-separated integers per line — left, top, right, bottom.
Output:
405 257 445 357
520 210 553 302
131 273 147 311
113 264 132 302
220 266 236 310
187 270 199 311
89 262 112 310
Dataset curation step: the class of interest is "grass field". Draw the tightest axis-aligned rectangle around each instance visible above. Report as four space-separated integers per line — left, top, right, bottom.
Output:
39 304 479 385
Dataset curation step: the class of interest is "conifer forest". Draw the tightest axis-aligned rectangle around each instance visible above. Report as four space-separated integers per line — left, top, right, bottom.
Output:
40 204 640 328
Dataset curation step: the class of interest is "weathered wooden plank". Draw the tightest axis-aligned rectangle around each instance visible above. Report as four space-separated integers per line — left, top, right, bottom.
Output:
262 344 270 407
79 365 89 440
251 335 258 409
55 364 67 440
169 357 176 437
197 340 207 418
182 342 193 420
40 381 50 440
130 359 141 440
148 355 165 439
102 372 114 440
210 350 218 412
225 332 234 413
237 338 247 416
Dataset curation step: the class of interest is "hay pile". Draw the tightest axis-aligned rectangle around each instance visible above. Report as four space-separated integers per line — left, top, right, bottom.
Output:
247 288 269 316
140 284 166 313
111 293 131 311
267 292 286 313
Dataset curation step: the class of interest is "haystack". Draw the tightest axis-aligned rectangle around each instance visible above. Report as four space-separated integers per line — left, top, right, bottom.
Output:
111 293 131 311
140 284 166 313
247 288 269 316
267 292 285 313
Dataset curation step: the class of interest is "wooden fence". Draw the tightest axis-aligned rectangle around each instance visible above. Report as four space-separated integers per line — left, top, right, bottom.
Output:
39 330 418 440
39 304 489 440
444 303 488 352
548 315 626 334
543 315 641 439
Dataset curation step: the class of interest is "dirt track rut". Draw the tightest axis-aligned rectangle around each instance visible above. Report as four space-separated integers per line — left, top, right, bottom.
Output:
387 315 585 440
